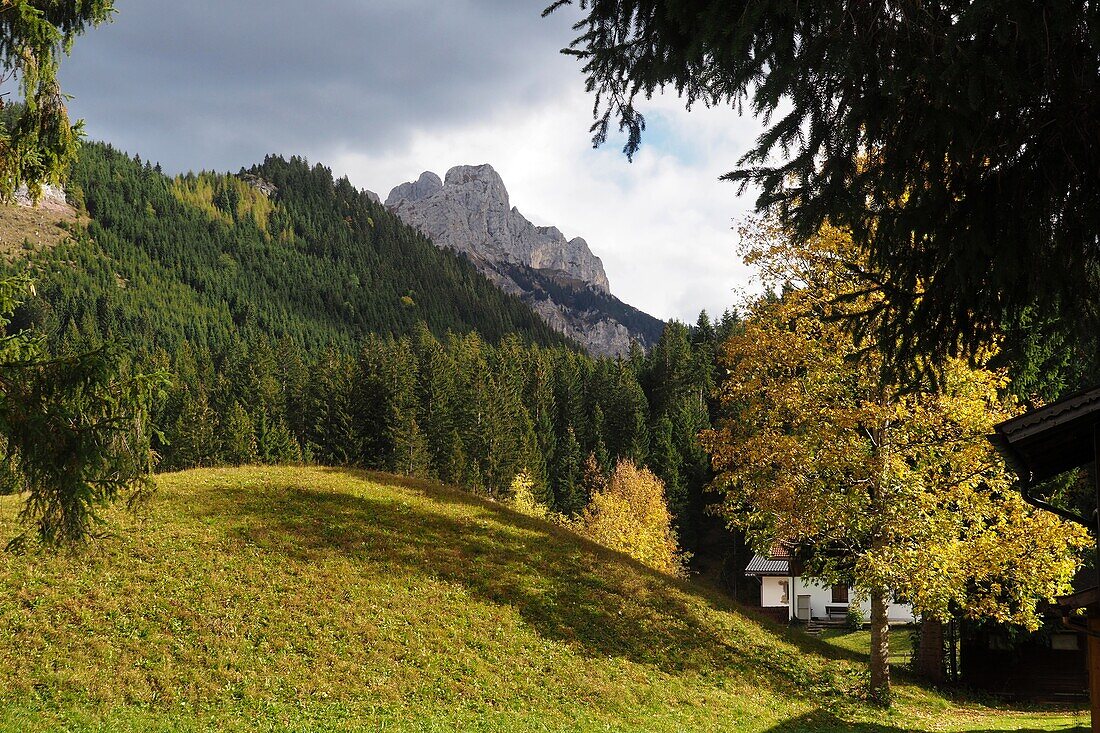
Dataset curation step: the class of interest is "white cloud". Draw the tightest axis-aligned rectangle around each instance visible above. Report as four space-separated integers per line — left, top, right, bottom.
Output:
330 86 764 323
58 0 767 324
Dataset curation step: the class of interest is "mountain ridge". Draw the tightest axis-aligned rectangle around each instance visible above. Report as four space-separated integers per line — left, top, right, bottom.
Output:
1 144 573 354
386 164 610 292
385 163 663 356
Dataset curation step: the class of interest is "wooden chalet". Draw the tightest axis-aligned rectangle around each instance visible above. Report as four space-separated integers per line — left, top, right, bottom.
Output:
989 385 1100 720
959 618 1088 702
743 544 914 626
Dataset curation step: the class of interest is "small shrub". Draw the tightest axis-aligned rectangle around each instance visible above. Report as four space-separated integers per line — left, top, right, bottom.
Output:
509 470 548 519
846 606 865 630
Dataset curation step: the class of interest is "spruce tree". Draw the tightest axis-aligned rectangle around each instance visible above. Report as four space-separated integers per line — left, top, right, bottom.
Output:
392 411 430 478
649 414 685 527
166 389 217 470
220 401 258 466
606 363 649 464
550 0 1100 383
257 415 302 464
552 426 584 515
0 1 114 199
385 338 426 476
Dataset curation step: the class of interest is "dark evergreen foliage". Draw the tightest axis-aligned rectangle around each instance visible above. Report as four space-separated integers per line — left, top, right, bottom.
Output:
548 0 1100 385
137 325 728 558
18 143 568 355
0 274 166 547
6 141 745 563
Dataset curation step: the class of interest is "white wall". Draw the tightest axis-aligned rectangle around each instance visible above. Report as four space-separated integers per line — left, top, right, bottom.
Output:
791 577 914 623
761 576 789 607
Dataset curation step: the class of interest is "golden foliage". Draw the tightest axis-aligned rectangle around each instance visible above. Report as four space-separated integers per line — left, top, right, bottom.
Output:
704 219 1089 630
171 173 276 235
508 470 548 519
576 459 689 578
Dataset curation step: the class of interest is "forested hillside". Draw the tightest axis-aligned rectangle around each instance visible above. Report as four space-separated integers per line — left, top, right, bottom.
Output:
0 142 744 564
147 317 738 559
9 143 566 353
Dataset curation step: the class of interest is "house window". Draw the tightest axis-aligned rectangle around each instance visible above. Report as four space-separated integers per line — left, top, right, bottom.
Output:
780 580 790 605
1051 634 1080 651
831 585 849 604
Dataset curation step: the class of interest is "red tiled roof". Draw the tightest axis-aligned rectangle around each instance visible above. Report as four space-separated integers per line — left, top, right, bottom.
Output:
769 543 791 560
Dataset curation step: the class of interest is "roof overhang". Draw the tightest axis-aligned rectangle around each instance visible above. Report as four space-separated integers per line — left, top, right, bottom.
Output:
744 555 790 576
1056 586 1100 612
991 385 1100 485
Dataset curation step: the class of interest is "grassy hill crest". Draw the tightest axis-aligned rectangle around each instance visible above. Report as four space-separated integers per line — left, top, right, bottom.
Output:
0 467 1085 732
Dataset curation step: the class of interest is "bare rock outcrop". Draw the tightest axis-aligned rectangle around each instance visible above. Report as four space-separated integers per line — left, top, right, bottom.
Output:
13 184 72 214
387 164 610 293
385 164 662 356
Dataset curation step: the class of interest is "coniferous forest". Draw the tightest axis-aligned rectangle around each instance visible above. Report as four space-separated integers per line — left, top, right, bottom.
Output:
4 142 743 563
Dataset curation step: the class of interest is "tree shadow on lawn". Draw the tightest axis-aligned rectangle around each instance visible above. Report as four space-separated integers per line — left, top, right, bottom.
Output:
762 709 1087 733
360 468 864 659
192 467 854 698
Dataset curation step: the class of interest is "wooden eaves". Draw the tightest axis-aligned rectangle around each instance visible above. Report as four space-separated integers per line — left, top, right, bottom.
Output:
990 384 1100 527
989 384 1100 731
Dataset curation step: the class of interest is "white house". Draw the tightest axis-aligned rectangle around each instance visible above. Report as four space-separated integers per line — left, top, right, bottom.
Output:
745 547 914 624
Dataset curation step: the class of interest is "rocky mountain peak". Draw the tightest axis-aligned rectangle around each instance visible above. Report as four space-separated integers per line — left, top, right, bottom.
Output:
444 163 506 190
384 171 443 207
385 164 610 293
383 163 663 356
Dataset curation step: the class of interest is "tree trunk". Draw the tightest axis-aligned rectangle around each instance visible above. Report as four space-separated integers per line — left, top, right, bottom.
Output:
948 618 958 683
869 587 891 704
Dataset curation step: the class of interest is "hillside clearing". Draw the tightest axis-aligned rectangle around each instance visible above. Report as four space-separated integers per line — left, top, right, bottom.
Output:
0 200 80 260
0 467 1088 732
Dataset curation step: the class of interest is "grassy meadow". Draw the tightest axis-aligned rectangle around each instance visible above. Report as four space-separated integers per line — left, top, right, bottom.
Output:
0 467 1088 732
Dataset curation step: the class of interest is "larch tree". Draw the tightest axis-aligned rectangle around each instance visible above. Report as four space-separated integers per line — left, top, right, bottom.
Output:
702 221 1090 703
546 0 1100 384
577 458 688 578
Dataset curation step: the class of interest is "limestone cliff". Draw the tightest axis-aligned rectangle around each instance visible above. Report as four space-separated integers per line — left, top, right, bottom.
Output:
385 164 661 355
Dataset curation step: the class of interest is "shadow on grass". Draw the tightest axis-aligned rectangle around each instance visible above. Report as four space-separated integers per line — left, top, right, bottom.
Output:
191 466 854 698
763 709 1086 733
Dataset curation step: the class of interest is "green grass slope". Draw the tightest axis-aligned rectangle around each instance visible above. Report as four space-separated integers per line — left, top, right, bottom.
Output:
0 468 1088 732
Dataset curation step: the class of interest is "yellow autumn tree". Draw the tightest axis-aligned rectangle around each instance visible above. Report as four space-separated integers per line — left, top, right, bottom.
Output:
702 218 1090 703
509 470 548 519
577 459 688 578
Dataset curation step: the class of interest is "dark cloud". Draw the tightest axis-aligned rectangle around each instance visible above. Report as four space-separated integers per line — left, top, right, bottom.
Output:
59 0 583 172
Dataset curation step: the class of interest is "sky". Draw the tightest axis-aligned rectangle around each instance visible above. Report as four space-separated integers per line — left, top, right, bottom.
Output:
55 0 767 323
